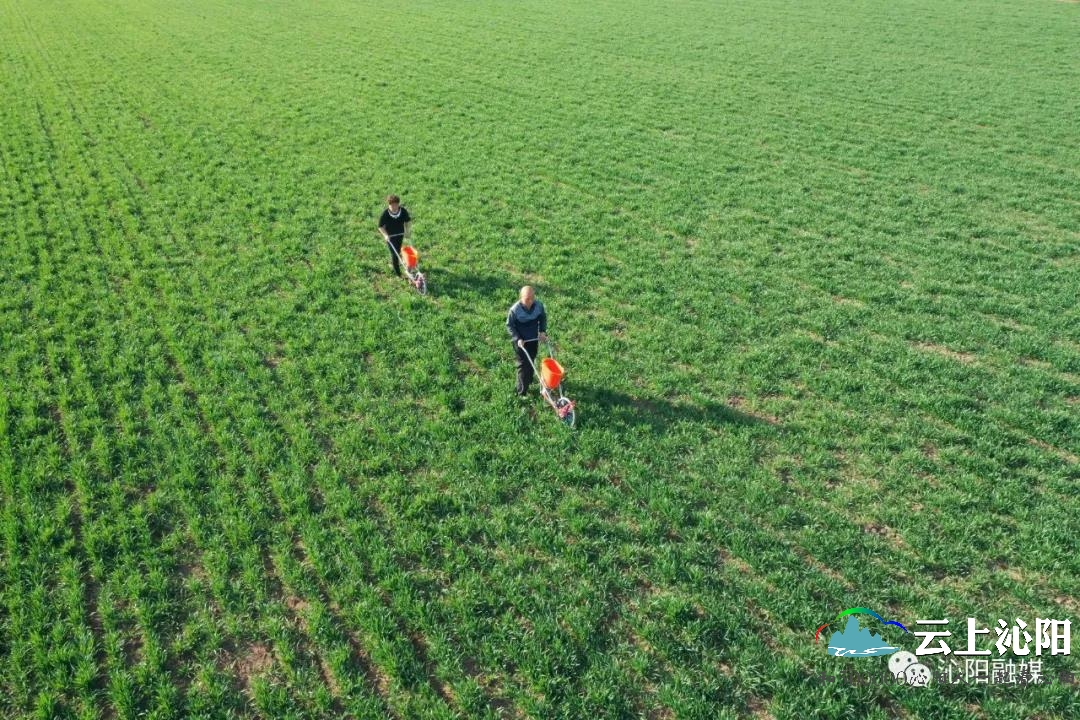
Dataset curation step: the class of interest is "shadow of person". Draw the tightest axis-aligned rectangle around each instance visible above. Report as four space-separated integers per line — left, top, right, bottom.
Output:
571 385 779 434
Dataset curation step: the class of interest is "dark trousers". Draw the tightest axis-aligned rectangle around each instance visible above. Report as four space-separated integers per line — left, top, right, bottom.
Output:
514 342 539 395
386 236 403 275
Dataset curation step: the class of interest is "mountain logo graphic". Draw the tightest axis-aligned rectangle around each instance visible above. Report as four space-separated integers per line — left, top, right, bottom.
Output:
816 608 910 658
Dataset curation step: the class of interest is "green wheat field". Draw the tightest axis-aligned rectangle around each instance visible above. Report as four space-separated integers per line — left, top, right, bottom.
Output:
1 0 1078 718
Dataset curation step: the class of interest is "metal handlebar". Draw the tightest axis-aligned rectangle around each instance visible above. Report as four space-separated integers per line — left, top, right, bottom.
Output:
380 232 414 267
516 337 556 366
516 336 552 349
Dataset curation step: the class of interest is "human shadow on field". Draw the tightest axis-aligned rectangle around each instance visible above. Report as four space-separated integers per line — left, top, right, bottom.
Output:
572 386 780 435
430 267 509 302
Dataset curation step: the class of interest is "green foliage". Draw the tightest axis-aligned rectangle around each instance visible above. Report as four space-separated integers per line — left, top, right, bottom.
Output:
1 0 1078 718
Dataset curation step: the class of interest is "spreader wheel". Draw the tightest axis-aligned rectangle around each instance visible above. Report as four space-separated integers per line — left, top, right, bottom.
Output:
555 397 576 428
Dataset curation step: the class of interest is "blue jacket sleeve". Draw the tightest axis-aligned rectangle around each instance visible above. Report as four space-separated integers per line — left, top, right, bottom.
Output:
506 308 519 341
539 305 547 334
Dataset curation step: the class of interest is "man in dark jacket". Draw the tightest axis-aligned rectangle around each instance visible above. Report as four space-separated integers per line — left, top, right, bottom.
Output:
377 194 412 276
506 286 548 396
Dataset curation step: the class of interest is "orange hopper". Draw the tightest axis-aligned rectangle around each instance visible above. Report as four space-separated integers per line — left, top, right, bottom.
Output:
402 246 419 270
540 358 564 389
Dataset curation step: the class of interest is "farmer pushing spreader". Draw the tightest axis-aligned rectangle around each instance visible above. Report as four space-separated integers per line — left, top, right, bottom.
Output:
377 193 426 294
506 286 575 426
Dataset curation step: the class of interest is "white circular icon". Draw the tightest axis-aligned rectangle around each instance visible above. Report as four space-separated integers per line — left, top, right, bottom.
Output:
888 650 918 678
904 663 933 687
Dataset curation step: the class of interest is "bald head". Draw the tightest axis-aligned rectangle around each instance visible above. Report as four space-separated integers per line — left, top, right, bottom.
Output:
519 286 535 308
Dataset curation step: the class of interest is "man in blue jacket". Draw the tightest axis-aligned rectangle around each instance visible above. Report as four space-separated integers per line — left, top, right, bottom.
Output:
506 286 548 396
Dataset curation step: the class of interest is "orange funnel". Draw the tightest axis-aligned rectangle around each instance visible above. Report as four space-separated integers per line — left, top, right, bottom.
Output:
541 358 564 389
402 245 419 270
